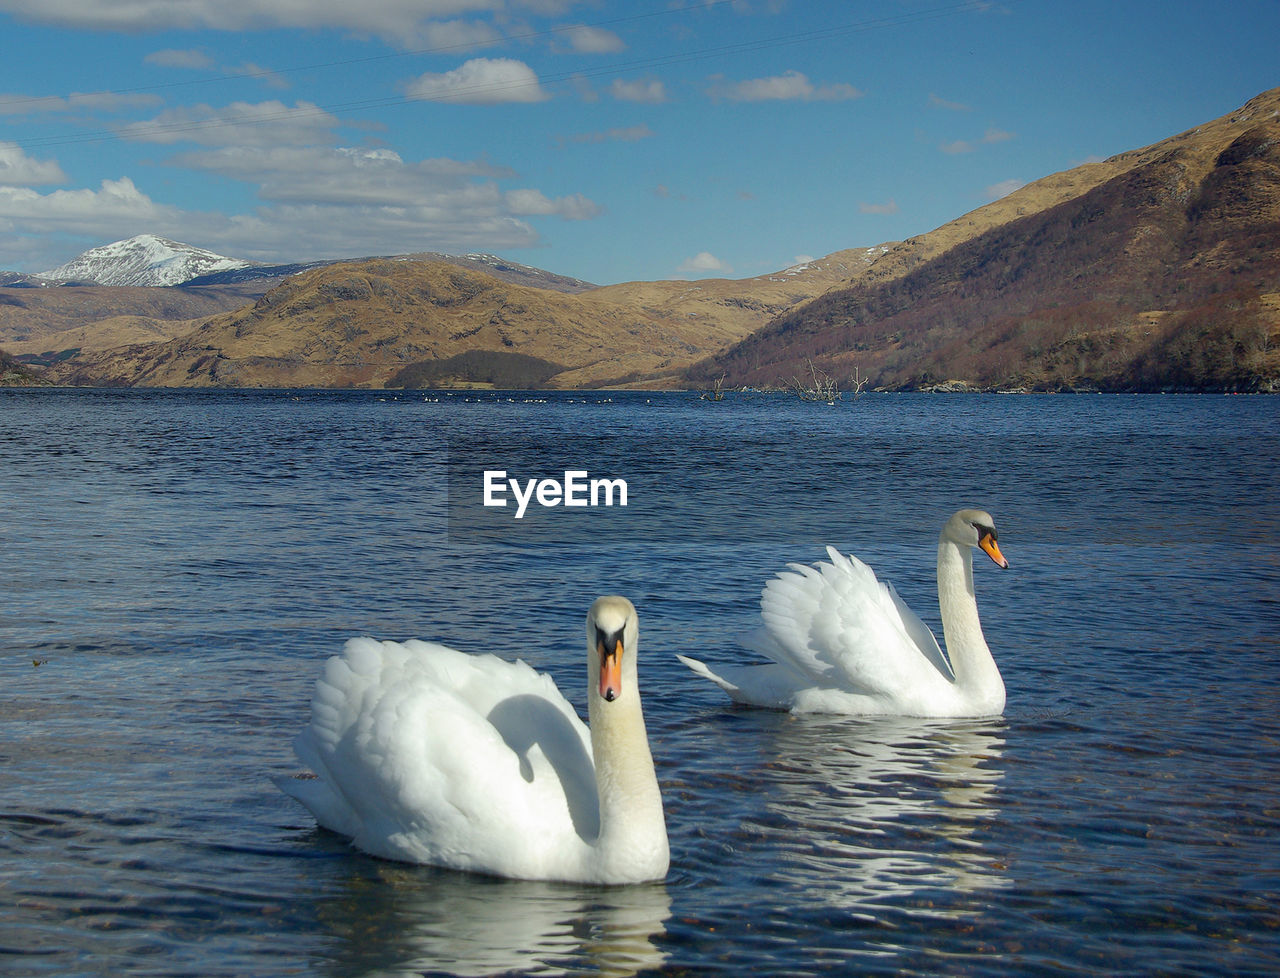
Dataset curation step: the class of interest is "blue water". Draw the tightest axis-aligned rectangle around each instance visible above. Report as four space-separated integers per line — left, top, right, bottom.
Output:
2 388 1278 976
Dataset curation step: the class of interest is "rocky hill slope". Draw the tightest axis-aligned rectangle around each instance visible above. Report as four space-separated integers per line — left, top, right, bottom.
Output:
689 88 1280 393
0 347 49 385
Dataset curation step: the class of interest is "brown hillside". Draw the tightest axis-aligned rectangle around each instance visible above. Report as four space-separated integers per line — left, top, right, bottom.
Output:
0 346 50 386
690 88 1280 393
0 283 266 350
46 259 793 388
43 251 867 389
854 89 1280 289
588 247 894 340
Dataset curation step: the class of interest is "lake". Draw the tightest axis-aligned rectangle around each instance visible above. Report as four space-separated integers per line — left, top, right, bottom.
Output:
2 388 1278 976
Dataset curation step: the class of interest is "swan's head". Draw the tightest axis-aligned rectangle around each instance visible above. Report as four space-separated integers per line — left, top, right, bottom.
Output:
947 509 1009 569
588 595 639 704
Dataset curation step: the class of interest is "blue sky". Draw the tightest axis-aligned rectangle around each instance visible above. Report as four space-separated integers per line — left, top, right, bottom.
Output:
0 1 1276 285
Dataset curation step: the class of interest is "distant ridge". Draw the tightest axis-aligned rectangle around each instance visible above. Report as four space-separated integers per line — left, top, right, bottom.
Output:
186 251 597 294
30 235 598 295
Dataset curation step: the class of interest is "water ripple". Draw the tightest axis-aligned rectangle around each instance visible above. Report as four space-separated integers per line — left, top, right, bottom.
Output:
2 390 1278 976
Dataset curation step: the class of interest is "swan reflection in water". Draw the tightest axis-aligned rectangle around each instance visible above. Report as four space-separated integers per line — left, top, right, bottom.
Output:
730 715 1009 917
313 862 671 978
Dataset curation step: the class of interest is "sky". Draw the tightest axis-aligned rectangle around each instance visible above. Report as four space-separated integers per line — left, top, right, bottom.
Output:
0 1 1276 286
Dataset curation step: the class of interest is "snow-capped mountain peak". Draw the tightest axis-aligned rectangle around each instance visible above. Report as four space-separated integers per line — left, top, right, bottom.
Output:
39 234 252 287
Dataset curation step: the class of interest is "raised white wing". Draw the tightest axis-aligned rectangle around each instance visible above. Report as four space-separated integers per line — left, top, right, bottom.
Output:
756 546 953 697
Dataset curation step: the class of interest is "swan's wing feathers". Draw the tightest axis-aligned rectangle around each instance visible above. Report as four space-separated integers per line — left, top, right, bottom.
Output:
291 638 595 873
885 582 952 680
737 625 785 659
759 548 948 696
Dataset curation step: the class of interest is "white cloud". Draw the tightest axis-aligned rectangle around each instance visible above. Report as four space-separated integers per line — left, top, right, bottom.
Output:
0 176 181 235
413 19 503 53
984 178 1025 200
172 144 515 205
406 58 549 104
710 71 863 103
506 188 603 219
569 124 654 144
224 62 290 89
652 183 688 202
142 50 288 88
4 142 601 262
560 24 625 53
0 142 68 185
0 91 163 116
145 48 215 70
119 101 341 147
0 1 508 47
674 251 732 278
929 93 971 112
942 127 1014 155
0 152 601 266
859 198 898 215
610 78 666 104
0 176 194 268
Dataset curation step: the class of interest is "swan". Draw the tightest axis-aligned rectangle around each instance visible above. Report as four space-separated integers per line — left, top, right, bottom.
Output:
277 595 669 884
679 509 1010 717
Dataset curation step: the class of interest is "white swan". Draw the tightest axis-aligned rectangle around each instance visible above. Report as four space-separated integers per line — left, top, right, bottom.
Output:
679 509 1010 717
278 595 669 884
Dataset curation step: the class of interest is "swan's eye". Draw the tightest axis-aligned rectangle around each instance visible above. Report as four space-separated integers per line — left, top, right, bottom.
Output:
596 626 623 656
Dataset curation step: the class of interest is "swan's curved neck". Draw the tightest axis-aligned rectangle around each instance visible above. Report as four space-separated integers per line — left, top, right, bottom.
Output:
937 537 1004 710
587 690 668 877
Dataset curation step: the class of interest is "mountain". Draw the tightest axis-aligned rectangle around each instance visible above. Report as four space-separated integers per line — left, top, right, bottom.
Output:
14 89 1280 392
21 250 863 388
0 271 55 288
688 88 1280 393
185 251 597 294
1 248 603 367
39 234 252 287
27 234 599 294
40 258 805 388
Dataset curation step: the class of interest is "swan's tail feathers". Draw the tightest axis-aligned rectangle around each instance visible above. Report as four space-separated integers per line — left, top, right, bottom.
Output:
676 654 739 693
677 654 804 710
278 725 366 837
274 767 363 840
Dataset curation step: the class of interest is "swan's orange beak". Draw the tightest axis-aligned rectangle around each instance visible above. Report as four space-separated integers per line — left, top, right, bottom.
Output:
978 532 1009 569
598 634 623 702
